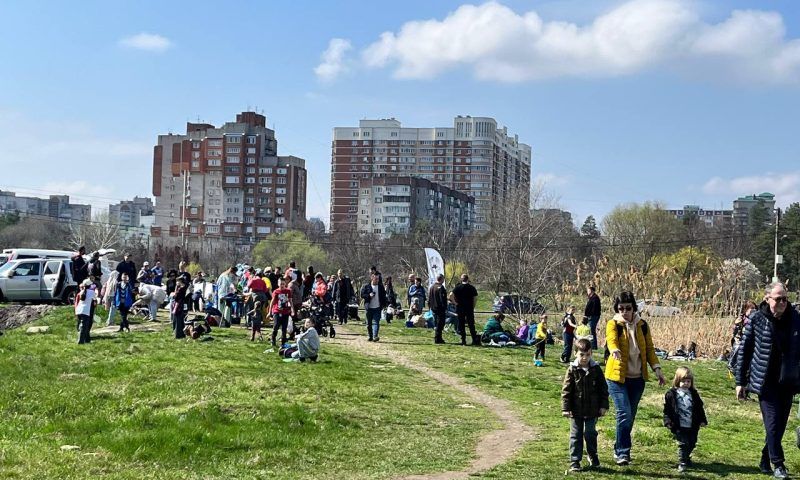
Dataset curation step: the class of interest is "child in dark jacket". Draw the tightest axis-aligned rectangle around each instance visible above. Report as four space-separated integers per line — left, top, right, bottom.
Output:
561 338 609 472
663 366 708 472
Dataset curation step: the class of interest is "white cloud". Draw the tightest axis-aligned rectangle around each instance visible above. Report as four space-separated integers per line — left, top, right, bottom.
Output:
119 32 172 52
533 172 570 188
702 172 800 207
353 0 800 84
314 38 353 81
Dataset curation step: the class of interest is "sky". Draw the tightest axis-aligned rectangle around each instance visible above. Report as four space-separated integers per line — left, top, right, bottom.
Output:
1 0 799 228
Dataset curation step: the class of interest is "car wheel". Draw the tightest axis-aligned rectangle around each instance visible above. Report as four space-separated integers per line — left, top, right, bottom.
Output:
62 288 76 306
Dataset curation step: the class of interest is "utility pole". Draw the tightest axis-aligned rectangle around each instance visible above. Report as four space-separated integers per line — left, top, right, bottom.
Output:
181 170 188 253
773 208 782 283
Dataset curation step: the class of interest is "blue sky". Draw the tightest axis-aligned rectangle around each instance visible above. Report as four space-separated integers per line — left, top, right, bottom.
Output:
1 0 798 227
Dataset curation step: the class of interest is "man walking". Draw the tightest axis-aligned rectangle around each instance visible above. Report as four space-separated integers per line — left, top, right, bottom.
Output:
450 274 480 346
332 269 354 325
361 273 386 342
584 286 602 350
71 246 88 285
428 274 448 345
735 282 800 479
116 253 137 286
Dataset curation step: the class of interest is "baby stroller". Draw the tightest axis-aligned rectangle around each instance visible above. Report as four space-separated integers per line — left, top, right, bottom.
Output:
309 296 336 338
347 299 360 322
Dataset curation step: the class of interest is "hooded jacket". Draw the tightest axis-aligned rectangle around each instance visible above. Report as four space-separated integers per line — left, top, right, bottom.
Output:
561 358 609 418
663 387 707 432
604 313 660 383
734 302 800 396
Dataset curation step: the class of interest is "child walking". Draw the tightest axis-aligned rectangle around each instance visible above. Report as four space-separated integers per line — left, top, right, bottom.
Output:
561 338 609 471
663 367 707 472
534 315 548 361
248 300 265 342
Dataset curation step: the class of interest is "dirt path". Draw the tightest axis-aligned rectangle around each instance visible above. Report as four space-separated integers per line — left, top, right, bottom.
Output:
331 326 535 480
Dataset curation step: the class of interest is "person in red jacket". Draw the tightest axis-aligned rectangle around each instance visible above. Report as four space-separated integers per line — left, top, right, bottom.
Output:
269 277 295 347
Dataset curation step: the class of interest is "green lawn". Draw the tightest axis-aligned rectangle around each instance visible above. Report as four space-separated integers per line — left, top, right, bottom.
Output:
383 316 800 479
0 308 490 479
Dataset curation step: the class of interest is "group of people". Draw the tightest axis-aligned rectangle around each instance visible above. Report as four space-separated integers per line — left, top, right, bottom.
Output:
559 283 799 479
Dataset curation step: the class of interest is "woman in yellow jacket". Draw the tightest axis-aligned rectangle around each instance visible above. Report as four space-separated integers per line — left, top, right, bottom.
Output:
604 291 666 466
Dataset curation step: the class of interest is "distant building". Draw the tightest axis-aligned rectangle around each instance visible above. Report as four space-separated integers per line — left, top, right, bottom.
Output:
109 196 154 228
733 193 776 228
0 190 91 222
331 116 531 233
356 176 474 238
151 111 307 241
531 208 573 225
667 205 733 228
308 217 326 235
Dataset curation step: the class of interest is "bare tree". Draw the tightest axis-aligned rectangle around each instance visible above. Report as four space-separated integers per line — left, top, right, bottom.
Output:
0 216 70 250
68 211 121 252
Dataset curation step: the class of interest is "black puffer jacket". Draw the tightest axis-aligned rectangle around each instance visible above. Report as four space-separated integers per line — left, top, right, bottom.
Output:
734 302 800 395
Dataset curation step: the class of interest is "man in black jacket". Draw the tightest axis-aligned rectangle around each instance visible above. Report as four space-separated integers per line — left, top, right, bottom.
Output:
735 282 800 479
360 273 387 342
428 274 448 344
71 246 87 284
332 269 354 325
584 286 601 349
116 253 136 284
450 274 480 346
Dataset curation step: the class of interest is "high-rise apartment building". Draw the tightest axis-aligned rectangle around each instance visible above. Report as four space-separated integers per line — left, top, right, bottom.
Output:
109 196 154 228
0 190 91 223
151 111 307 241
330 116 531 233
733 193 776 228
356 177 474 237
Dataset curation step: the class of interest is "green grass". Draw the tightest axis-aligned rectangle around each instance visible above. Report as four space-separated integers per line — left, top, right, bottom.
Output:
0 308 490 479
382 316 800 479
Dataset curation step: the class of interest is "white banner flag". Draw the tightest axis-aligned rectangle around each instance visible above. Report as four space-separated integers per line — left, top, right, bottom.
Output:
424 248 445 288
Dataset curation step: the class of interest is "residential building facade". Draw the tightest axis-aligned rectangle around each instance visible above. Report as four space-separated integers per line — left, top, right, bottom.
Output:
667 205 733 228
330 116 531 233
357 177 474 237
109 196 154 228
151 111 307 241
0 190 91 222
733 193 776 228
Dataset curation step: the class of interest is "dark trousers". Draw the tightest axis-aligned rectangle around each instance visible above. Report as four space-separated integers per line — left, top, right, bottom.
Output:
174 311 186 339
534 339 546 359
335 301 348 324
433 310 446 341
272 313 289 345
76 314 92 344
588 315 600 350
562 332 575 361
456 309 478 343
759 386 795 467
118 305 130 331
674 427 698 463
570 417 598 462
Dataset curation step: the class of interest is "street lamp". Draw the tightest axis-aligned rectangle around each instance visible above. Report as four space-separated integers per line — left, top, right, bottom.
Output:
773 208 783 283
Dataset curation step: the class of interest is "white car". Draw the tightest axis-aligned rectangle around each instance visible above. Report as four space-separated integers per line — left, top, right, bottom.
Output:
636 299 681 317
0 258 78 304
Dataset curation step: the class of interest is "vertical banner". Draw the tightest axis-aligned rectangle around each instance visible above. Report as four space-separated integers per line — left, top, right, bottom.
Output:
424 248 445 288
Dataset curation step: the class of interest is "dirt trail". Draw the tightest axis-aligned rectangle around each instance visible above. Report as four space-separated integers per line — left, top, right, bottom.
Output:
331 326 535 480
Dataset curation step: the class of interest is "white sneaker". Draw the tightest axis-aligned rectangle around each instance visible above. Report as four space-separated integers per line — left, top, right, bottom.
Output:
506 341 516 346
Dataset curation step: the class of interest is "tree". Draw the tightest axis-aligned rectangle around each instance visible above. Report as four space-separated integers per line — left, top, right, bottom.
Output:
601 202 684 275
580 215 600 240
251 230 327 275
778 203 800 290
68 211 121 252
717 258 762 316
0 216 69 250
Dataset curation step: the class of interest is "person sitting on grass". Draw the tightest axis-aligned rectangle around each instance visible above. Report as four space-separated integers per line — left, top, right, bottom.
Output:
280 318 320 362
561 338 609 472
480 313 516 346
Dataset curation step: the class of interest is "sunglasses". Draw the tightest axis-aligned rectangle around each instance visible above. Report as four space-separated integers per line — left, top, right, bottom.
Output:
769 296 788 303
618 305 634 312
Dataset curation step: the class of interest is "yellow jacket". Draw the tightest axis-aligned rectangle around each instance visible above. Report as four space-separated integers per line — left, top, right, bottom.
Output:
536 322 547 340
604 313 661 383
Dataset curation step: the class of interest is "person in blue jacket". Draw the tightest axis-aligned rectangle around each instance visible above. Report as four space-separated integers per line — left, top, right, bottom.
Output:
114 273 135 332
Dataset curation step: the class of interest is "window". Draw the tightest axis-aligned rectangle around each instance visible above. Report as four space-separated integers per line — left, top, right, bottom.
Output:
192 142 201 149
353 132 359 137
246 157 256 165
245 167 256 174
190 207 198 214
277 168 287 175
206 225 219 234
276 188 287 195
191 160 199 168
227 136 241 144
192 151 200 159
208 139 222 147
13 262 40 277
246 136 257 144
276 197 286 204
225 176 239 184
257 226 271 234
276 177 286 185
44 261 60 275
226 147 241 154
224 225 237 233
226 156 240 164
208 149 222 157
247 147 256 154
245 177 256 184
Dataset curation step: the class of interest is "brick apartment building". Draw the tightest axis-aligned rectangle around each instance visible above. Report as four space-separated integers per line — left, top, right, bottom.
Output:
330 116 531 233
151 111 306 241
356 176 474 237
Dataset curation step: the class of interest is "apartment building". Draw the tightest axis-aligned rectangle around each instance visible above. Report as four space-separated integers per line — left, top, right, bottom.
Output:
667 205 733 228
356 177 474 237
151 111 307 241
331 116 531 233
109 196 154 228
0 190 91 222
733 193 776 228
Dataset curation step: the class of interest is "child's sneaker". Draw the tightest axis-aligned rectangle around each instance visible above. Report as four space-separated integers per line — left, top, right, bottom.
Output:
588 455 600 468
569 462 582 472
677 463 687 473
613 453 630 466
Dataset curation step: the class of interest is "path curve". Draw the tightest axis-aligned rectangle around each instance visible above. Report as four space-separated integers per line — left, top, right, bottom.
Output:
331 326 535 480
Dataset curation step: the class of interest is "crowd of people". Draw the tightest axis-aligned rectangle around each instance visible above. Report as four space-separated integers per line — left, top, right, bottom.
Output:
67 250 800 477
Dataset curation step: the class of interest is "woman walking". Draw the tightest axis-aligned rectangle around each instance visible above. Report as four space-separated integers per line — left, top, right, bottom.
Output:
604 290 665 466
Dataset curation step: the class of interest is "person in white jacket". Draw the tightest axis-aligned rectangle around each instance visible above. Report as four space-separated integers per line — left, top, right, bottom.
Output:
75 279 95 344
102 271 119 326
138 284 167 322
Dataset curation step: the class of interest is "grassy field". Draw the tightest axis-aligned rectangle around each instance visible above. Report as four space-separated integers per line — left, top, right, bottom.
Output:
0 308 490 480
1 307 798 479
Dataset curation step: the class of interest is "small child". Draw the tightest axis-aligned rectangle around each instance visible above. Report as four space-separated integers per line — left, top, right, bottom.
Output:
575 316 592 342
561 339 609 472
516 319 529 342
663 366 708 472
249 300 265 342
534 315 548 361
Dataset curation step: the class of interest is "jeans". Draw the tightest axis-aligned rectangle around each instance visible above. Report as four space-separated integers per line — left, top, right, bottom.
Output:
588 315 600 350
148 299 159 321
759 386 795 467
366 307 381 339
674 427 698 464
562 332 575 361
570 417 598 463
77 314 92 344
607 377 646 458
107 303 117 326
272 313 289 345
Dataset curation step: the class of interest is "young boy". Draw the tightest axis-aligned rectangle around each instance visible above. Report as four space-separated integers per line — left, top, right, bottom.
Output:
248 300 265 342
561 338 609 472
